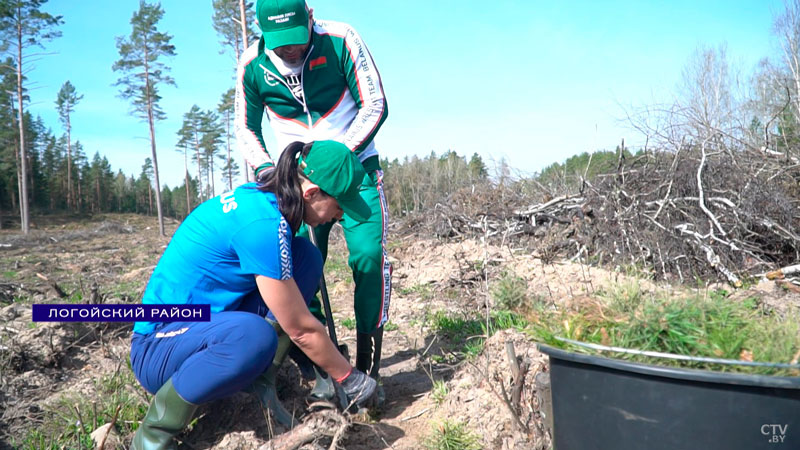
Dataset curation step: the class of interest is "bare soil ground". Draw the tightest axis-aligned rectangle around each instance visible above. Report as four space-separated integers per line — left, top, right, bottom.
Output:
1 213 796 449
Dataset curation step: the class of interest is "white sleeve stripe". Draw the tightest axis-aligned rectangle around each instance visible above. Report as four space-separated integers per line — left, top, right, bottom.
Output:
338 26 387 151
235 44 273 169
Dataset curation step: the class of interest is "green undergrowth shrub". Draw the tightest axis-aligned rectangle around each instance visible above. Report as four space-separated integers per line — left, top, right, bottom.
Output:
531 282 800 376
491 270 528 311
423 419 482 450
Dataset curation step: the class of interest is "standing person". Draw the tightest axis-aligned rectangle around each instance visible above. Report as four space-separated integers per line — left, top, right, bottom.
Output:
235 0 391 404
129 141 377 449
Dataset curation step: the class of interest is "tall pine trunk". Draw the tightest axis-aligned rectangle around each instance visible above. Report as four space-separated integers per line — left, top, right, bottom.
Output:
66 114 73 209
194 140 203 201
209 157 215 197
226 110 233 190
238 0 251 183
16 11 29 234
143 42 165 236
184 149 191 214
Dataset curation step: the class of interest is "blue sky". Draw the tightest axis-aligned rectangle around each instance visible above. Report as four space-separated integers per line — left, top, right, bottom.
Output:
29 0 784 189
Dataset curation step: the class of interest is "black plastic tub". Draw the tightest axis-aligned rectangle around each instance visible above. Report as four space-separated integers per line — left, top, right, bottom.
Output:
539 344 800 450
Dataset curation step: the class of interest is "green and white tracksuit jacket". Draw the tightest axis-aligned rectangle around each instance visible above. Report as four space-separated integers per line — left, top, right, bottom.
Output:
234 19 387 174
234 19 391 334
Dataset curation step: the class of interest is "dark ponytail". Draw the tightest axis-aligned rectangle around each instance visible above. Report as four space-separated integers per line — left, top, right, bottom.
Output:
258 141 314 234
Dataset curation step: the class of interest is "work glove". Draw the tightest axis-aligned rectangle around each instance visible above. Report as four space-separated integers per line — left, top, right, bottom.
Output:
338 368 378 410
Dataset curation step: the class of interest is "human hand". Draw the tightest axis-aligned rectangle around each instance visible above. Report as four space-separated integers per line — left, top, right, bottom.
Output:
338 368 378 410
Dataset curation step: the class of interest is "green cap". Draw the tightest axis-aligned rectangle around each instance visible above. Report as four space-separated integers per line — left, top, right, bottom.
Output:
299 141 372 222
256 0 310 50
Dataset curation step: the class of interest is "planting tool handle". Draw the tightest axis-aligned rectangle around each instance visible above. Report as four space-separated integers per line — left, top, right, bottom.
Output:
307 226 340 348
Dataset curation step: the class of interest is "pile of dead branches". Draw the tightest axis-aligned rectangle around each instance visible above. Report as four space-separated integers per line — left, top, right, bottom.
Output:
582 143 800 284
414 143 800 285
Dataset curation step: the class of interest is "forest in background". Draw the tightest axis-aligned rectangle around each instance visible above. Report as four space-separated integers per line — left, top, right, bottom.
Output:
1 0 800 241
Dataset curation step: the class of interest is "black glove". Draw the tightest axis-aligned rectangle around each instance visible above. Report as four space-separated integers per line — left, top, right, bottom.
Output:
338 368 378 410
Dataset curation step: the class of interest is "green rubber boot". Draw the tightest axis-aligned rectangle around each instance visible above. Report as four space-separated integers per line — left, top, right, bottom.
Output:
130 378 197 450
248 320 296 428
356 331 373 373
308 366 336 402
356 328 385 407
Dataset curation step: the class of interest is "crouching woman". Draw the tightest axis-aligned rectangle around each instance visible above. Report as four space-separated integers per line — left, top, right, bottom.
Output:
129 140 377 449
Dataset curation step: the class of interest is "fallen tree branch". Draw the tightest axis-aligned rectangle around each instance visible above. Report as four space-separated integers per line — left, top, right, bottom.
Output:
697 141 727 237
514 195 580 217
36 273 67 298
258 410 350 450
766 263 800 280
675 224 742 287
467 359 529 434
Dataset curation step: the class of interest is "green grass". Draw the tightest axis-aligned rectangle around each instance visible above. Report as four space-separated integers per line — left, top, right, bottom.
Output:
65 290 83 304
341 317 356 330
429 309 529 358
110 280 145 301
20 364 148 448
3 270 17 279
398 283 434 300
531 284 800 375
431 379 449 405
423 420 481 450
13 429 72 450
324 250 351 280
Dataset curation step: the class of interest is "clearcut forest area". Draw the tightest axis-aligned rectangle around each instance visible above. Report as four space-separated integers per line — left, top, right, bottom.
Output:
3 142 800 449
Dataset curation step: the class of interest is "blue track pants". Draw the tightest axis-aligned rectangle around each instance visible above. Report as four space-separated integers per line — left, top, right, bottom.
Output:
130 237 322 404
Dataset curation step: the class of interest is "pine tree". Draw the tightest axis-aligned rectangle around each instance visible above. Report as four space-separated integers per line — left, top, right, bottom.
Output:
112 0 175 237
0 0 63 233
39 132 59 210
178 105 206 200
137 158 154 215
0 59 19 225
200 110 224 197
26 114 47 209
468 153 488 180
211 0 256 68
71 140 86 212
53 134 69 208
211 0 256 182
77 158 89 213
87 152 113 212
176 121 194 214
219 153 240 191
217 88 239 190
55 80 82 210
